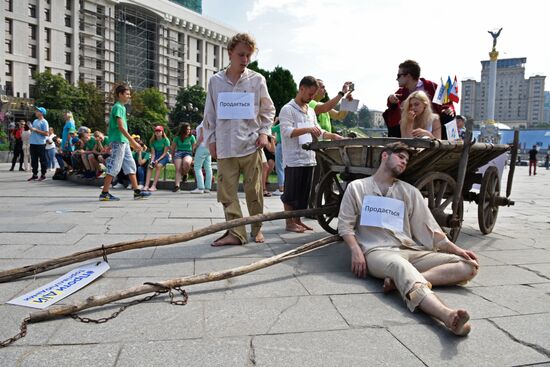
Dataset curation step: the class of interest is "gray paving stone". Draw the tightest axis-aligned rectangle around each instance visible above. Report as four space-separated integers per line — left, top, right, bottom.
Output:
490 313 550 355
388 319 549 366
195 257 295 276
519 263 550 280
0 232 84 246
116 338 250 367
75 233 146 247
48 301 203 344
153 239 275 259
479 249 550 265
0 223 75 233
102 258 195 278
295 271 382 295
0 344 120 367
219 273 308 299
0 244 33 258
331 292 432 327
253 328 424 366
470 265 547 286
470 284 550 314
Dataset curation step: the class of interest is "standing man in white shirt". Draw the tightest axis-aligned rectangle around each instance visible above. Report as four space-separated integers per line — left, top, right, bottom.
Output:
203 33 276 246
279 76 342 233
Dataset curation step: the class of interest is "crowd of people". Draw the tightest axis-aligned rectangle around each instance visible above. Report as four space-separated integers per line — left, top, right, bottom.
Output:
5 31 483 336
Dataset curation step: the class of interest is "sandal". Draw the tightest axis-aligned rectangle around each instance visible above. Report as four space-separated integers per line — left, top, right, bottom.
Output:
263 190 272 197
172 186 180 192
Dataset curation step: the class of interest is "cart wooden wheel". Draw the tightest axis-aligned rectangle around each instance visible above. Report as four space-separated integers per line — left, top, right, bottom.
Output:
478 166 500 234
315 171 345 234
415 172 463 242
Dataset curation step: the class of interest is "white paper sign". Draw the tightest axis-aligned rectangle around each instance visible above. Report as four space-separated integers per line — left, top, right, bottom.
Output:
340 98 360 112
360 196 405 232
445 119 460 141
217 92 255 119
8 261 110 309
297 122 313 145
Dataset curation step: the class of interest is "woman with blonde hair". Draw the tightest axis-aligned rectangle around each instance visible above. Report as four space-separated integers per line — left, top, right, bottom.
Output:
400 91 441 139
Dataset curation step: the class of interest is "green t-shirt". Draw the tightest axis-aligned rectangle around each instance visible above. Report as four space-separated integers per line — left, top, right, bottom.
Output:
151 137 170 152
108 102 129 143
133 150 151 165
308 100 332 133
174 135 196 151
271 124 281 144
84 136 96 151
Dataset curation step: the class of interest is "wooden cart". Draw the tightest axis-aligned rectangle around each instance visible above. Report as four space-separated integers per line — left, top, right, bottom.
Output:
304 132 519 241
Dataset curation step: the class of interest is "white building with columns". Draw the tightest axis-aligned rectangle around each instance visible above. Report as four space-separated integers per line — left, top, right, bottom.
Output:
1 0 236 107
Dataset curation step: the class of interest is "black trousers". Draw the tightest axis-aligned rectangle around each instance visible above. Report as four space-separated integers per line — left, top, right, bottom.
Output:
30 144 47 176
11 139 24 167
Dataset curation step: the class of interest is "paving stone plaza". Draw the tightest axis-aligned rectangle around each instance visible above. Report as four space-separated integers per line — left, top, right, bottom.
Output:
0 163 549 366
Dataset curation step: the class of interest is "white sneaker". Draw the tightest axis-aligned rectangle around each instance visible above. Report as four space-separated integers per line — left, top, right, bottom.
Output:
126 185 133 190
113 183 125 189
191 188 204 194
137 184 143 190
272 189 284 196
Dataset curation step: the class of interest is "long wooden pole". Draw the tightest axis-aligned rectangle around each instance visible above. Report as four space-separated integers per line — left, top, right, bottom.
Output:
28 235 341 323
0 206 336 283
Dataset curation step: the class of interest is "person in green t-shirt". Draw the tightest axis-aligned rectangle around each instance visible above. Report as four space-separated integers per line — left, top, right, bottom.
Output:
99 84 151 201
132 138 150 188
170 123 196 192
144 125 171 192
270 118 284 195
308 79 353 133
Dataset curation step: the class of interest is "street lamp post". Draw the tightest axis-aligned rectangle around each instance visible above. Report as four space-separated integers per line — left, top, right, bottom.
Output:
182 103 198 126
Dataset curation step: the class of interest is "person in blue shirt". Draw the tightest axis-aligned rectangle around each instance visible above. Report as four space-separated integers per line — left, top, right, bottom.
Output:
28 107 49 181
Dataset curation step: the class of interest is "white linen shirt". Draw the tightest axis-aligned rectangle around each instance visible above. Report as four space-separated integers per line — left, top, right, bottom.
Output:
203 68 275 159
279 99 326 168
338 176 453 254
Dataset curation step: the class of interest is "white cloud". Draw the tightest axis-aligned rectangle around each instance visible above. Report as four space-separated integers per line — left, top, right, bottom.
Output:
209 0 550 111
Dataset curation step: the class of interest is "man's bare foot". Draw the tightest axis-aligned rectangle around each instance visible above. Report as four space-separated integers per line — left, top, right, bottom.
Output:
446 309 471 336
211 232 242 247
285 224 305 233
383 277 396 293
296 221 313 231
253 231 265 243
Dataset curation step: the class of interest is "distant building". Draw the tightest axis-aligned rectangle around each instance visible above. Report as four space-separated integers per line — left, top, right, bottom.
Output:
370 110 384 128
544 91 550 123
460 57 545 128
1 0 235 108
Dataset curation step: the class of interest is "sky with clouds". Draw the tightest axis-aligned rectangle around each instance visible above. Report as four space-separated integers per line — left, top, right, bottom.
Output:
202 0 548 112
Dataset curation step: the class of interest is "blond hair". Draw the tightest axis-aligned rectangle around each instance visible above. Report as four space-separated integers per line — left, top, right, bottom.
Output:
227 33 256 52
400 91 434 130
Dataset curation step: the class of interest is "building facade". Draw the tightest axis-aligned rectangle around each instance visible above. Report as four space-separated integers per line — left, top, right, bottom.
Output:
1 0 235 108
460 57 546 128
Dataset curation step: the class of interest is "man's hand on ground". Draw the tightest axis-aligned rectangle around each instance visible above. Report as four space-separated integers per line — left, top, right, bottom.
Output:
351 247 367 278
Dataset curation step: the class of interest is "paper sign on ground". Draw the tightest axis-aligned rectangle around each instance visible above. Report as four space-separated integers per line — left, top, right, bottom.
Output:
360 195 405 232
340 98 360 112
217 92 255 119
445 119 460 141
8 261 110 309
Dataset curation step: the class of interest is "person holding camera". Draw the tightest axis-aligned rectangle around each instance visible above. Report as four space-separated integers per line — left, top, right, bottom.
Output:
308 79 353 134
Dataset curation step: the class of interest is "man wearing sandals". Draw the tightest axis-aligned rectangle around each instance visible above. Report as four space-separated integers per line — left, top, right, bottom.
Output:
338 142 479 335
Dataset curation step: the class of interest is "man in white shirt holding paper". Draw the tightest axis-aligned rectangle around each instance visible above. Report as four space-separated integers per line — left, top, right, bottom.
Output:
203 33 276 246
279 76 342 233
338 142 479 336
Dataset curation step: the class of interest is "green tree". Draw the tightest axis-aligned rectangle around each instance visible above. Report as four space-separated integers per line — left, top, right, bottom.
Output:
127 87 169 142
268 66 297 115
170 85 206 129
248 61 297 115
33 71 106 134
357 105 372 128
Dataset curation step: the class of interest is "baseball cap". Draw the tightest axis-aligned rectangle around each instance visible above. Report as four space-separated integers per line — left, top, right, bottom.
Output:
71 137 80 144
154 125 164 132
36 107 47 116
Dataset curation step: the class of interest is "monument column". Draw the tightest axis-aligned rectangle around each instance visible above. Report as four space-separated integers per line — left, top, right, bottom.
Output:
486 48 498 123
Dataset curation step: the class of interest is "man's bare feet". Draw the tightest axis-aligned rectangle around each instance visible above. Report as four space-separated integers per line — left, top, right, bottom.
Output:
253 231 265 243
211 232 242 247
446 309 471 336
296 221 313 231
285 224 305 233
383 277 396 293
